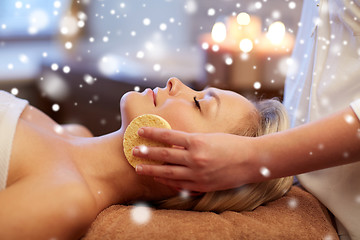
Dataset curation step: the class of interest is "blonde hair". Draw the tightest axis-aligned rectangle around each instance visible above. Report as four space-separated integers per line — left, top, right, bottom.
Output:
156 99 293 213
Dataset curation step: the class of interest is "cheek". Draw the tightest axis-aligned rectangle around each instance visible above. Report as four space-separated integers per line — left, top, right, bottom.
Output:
156 104 204 133
120 95 210 134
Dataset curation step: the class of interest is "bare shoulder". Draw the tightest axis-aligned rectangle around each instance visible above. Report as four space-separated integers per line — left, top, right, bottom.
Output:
8 104 92 186
20 105 93 137
61 123 94 137
0 174 98 239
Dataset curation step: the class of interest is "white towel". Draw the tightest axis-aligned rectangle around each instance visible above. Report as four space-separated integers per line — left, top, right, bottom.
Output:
0 91 28 191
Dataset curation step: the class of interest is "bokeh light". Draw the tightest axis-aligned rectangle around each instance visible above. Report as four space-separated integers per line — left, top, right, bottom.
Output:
130 203 152 225
211 22 227 43
267 21 286 45
237 12 251 25
260 167 271 177
239 39 253 53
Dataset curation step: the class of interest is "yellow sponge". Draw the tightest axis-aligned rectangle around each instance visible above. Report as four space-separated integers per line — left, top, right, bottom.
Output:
123 114 172 168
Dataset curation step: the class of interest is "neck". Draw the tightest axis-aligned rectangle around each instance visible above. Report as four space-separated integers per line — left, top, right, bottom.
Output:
69 129 176 211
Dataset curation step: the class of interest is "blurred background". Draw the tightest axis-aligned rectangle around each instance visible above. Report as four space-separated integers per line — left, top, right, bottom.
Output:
0 0 302 135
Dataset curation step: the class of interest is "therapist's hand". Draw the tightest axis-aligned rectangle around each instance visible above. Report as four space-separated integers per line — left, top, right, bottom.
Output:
133 127 260 192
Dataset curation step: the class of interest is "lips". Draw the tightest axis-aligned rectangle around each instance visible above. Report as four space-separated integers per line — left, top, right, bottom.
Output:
143 88 157 106
152 89 157 106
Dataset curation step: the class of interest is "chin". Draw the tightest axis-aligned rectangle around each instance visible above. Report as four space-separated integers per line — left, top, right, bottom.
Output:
120 92 136 128
120 91 148 128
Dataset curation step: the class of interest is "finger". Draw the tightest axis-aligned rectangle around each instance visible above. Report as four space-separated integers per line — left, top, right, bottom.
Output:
138 127 191 148
153 178 206 193
135 164 195 181
133 146 191 166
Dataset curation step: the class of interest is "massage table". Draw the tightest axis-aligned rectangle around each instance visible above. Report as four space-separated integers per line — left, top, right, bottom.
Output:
84 186 338 239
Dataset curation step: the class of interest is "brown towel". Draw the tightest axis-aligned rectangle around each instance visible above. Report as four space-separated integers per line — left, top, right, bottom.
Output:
83 186 338 240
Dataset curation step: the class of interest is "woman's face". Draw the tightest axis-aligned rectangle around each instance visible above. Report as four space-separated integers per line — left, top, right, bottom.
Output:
120 77 257 134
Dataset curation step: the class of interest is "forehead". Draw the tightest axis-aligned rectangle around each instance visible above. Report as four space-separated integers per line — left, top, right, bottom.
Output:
207 87 256 132
209 87 254 110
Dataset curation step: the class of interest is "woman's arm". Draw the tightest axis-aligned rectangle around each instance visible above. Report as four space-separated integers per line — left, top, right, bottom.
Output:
255 106 360 180
0 177 96 240
1 102 98 239
134 106 360 192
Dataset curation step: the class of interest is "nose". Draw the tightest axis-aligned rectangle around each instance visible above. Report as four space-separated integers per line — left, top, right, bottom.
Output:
166 77 190 96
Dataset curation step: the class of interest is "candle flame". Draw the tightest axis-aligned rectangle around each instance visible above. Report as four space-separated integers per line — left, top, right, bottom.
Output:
239 38 253 53
267 21 286 45
211 22 227 43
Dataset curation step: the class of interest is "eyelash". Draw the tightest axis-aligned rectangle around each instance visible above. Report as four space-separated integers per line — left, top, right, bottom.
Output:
193 96 201 111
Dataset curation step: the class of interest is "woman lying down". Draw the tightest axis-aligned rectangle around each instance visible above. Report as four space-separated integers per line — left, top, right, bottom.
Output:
0 77 293 239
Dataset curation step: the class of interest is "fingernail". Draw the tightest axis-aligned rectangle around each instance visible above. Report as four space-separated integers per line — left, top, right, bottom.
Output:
138 128 145 136
133 147 139 155
139 145 149 154
136 165 143 173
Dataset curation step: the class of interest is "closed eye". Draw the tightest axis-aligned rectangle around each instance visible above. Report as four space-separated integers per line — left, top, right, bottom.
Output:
193 96 201 112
